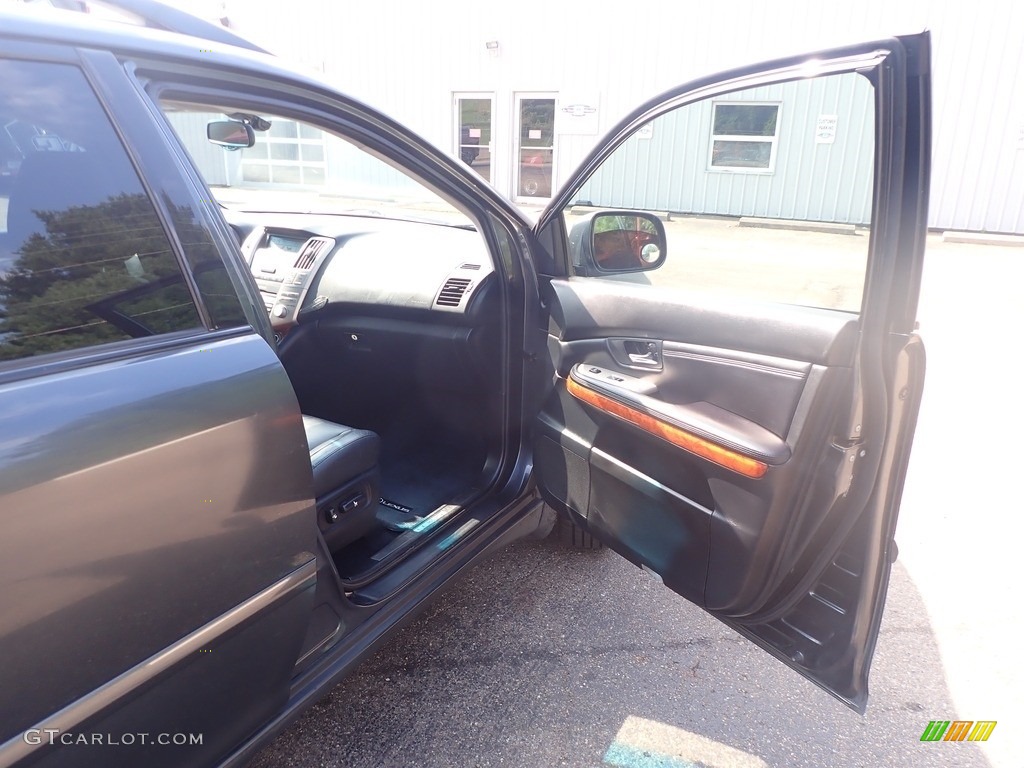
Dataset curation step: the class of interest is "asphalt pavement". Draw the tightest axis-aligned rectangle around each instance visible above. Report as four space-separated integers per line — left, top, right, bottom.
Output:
251 232 1023 768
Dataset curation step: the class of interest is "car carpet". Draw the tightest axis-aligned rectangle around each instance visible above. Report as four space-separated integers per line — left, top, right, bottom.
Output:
376 445 482 523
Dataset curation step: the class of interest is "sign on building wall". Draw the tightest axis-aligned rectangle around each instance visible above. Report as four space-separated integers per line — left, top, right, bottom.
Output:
815 114 838 144
558 93 600 135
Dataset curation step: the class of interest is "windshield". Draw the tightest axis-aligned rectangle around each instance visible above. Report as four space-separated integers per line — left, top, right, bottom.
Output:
161 103 472 227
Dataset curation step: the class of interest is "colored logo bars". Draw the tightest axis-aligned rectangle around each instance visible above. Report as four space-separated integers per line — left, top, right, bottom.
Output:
920 721 997 742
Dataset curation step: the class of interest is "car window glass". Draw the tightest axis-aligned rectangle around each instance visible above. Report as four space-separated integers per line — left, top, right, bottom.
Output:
0 60 203 363
160 103 475 230
563 72 874 312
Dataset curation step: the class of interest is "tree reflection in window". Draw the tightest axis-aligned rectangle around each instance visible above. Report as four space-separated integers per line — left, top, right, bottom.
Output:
0 194 201 361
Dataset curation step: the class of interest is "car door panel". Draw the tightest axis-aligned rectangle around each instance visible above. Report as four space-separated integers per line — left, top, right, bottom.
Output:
0 332 317 767
0 45 318 765
535 279 911 707
537 278 858 608
533 34 929 711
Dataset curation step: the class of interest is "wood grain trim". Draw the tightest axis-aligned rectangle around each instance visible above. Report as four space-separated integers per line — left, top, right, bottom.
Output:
565 376 768 479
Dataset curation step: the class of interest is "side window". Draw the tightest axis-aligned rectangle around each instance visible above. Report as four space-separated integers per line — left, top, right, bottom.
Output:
0 61 203 363
565 72 874 312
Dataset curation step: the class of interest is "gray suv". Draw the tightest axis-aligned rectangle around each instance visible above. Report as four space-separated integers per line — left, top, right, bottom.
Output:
0 3 931 767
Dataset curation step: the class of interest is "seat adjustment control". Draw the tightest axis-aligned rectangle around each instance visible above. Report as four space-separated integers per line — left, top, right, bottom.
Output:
341 492 366 513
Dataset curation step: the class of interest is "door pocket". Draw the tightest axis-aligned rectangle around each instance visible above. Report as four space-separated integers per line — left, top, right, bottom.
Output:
588 446 712 602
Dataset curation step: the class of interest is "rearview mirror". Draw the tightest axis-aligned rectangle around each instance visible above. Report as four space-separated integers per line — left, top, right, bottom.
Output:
568 211 667 275
207 120 255 150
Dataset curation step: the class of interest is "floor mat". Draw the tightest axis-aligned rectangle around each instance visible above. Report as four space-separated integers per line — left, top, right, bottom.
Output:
376 499 420 532
377 445 482 518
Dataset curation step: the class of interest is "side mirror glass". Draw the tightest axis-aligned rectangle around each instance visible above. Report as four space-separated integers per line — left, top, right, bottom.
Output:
569 211 668 274
207 120 255 150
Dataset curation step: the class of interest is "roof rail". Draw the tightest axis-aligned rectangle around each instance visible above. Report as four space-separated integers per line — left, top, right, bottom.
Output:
86 0 269 54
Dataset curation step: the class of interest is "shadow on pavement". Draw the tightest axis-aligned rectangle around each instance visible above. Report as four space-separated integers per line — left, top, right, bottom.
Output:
252 537 992 768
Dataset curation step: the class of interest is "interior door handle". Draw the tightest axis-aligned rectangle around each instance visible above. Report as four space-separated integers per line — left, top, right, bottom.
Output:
625 340 660 366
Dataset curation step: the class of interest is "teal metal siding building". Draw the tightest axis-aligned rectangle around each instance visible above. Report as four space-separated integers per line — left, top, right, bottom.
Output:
575 75 875 225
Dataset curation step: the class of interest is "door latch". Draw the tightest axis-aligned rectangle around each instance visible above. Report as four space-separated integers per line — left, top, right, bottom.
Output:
607 338 663 371
624 339 660 366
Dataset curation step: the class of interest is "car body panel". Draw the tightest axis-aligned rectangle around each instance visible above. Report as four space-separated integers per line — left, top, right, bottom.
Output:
0 331 317 766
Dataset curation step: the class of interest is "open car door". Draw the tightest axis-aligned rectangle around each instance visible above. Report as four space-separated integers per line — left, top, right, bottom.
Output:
531 33 930 712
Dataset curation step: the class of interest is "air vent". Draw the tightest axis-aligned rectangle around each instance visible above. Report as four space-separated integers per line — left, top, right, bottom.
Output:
436 277 472 307
459 262 481 270
293 237 332 270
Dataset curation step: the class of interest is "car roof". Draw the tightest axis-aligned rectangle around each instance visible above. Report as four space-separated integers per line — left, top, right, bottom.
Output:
1 0 266 52
0 1 356 118
0 2 277 71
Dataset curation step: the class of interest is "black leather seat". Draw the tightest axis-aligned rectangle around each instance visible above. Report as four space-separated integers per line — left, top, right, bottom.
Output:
303 415 379 498
303 415 380 549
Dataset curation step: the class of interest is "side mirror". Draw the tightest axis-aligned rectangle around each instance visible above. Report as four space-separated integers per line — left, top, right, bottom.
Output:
207 120 255 150
568 211 667 275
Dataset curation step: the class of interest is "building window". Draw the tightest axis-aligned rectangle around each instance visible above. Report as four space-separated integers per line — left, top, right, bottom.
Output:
709 102 780 172
240 119 326 185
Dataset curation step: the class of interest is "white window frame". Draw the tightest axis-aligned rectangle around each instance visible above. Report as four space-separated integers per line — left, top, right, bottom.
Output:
708 101 781 174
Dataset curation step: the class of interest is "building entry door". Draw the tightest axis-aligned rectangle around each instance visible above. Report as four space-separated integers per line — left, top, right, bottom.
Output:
513 93 556 202
454 93 494 184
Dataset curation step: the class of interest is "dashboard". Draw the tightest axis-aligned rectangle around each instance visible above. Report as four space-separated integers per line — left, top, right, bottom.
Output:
228 212 496 329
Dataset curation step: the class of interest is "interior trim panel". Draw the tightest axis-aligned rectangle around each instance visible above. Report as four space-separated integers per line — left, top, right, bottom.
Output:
536 272 864 617
566 371 773 479
546 279 859 367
